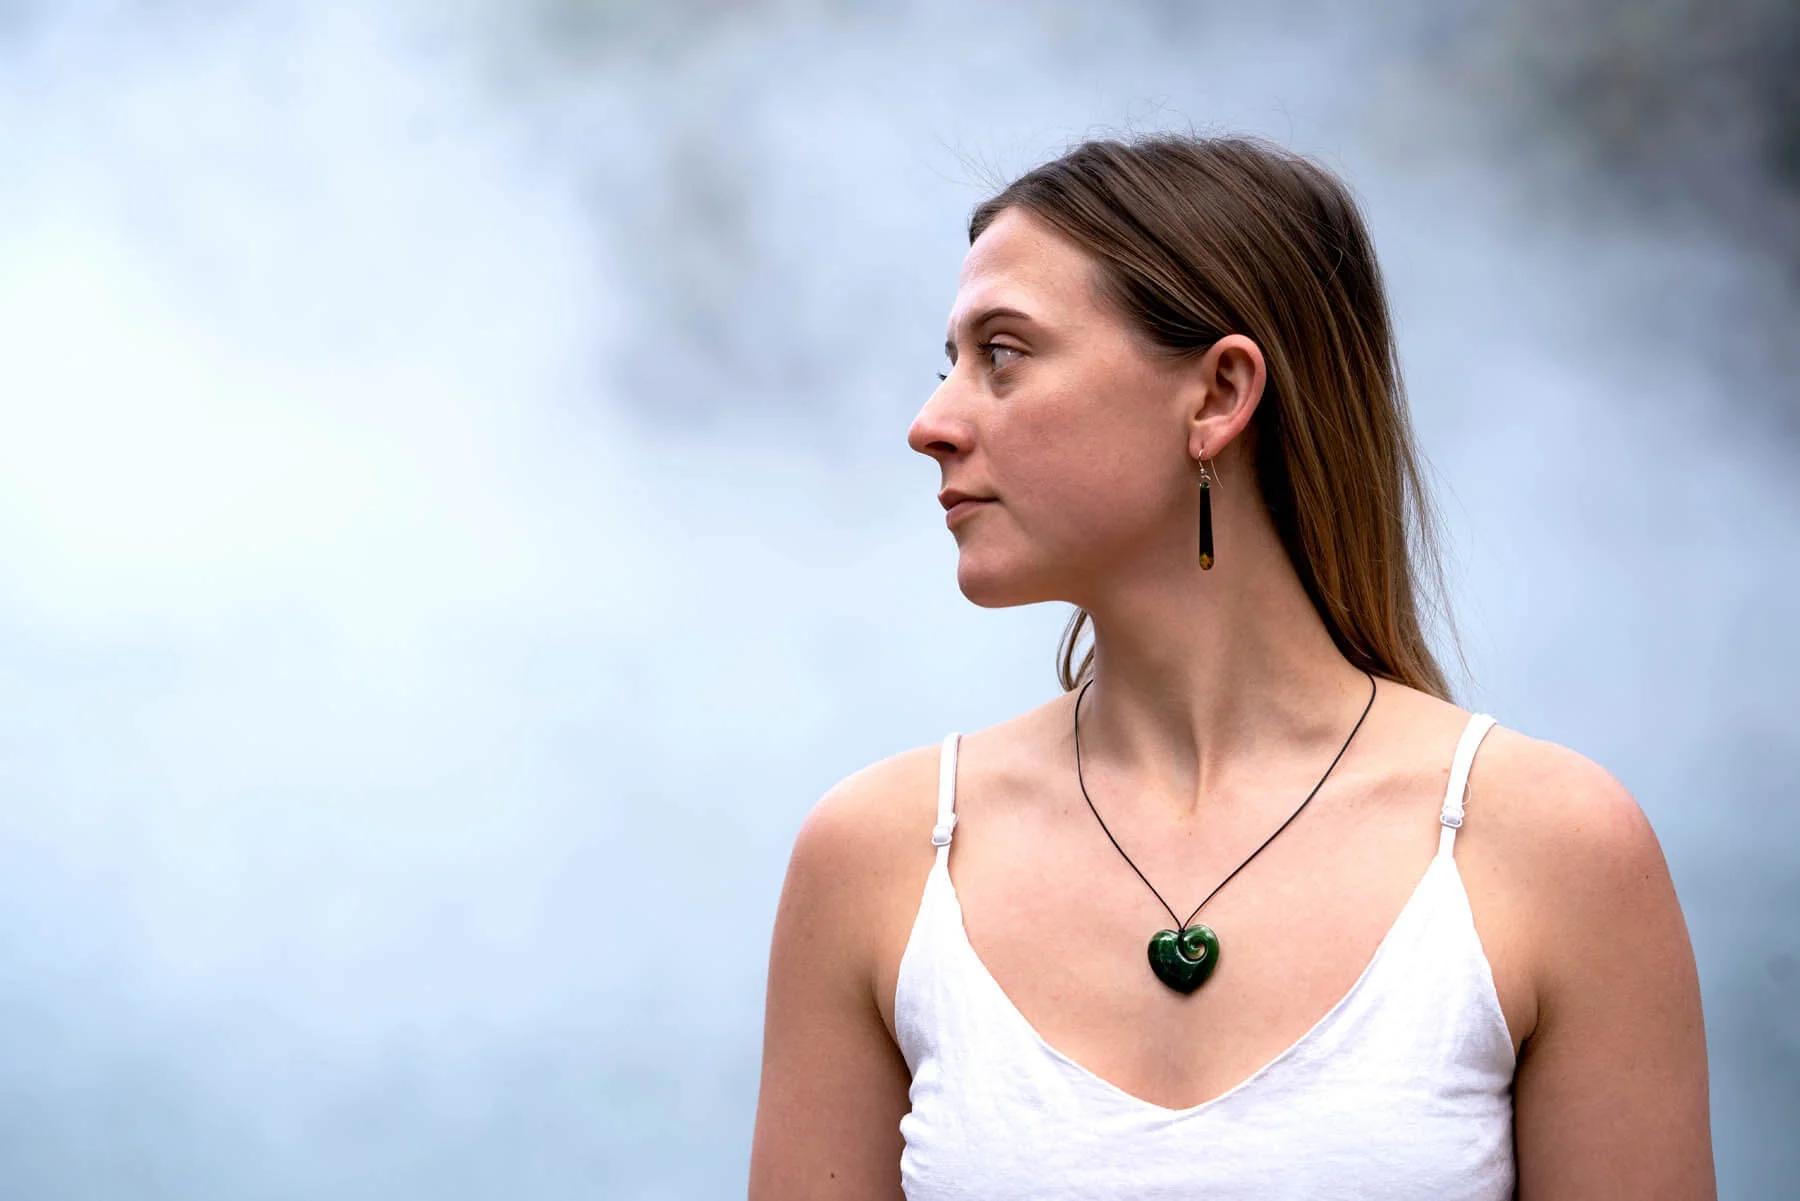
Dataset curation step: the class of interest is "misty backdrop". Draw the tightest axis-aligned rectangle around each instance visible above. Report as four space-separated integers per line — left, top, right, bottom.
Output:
1 2 1795 1197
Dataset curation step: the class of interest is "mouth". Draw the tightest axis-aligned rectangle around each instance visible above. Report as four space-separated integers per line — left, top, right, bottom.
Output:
944 497 995 525
938 490 996 510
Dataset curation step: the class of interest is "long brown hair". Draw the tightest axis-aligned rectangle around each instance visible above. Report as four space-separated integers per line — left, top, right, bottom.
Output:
965 134 1465 701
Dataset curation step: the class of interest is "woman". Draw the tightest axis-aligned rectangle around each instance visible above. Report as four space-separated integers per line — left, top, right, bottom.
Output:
750 134 1714 1199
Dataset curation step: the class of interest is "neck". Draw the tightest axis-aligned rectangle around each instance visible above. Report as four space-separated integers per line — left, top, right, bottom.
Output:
1067 507 1376 822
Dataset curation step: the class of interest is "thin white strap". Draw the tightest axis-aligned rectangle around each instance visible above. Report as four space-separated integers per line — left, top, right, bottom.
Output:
933 733 960 848
1438 713 1498 855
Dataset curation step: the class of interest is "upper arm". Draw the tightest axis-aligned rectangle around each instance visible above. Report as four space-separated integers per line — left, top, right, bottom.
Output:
1512 745 1717 1200
748 765 916 1200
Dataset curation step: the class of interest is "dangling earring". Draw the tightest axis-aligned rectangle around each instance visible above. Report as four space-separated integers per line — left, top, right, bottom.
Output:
1196 446 1218 570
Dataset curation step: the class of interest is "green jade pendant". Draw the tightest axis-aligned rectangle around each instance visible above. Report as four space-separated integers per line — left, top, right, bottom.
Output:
1147 923 1220 994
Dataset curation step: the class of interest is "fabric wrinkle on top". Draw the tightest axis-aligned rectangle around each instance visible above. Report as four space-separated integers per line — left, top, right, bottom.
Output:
894 711 1517 1200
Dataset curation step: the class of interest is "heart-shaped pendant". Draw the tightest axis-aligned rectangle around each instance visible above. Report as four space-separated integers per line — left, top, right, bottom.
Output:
1147 923 1220 994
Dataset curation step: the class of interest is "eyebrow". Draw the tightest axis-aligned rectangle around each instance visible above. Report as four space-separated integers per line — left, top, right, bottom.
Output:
944 306 1035 359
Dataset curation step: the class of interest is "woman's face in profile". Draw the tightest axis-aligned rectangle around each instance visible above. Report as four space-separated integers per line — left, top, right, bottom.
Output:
908 205 1216 610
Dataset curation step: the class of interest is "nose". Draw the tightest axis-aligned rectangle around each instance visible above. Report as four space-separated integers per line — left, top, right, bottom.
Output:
907 383 963 461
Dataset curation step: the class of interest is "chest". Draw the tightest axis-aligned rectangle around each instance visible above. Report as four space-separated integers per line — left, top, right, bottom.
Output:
876 782 1535 1113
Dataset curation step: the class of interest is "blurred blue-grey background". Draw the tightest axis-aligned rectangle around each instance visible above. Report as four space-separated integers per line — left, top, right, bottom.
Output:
1 1 1794 1197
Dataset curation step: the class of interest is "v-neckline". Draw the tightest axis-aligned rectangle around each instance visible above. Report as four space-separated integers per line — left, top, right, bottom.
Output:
932 847 1453 1119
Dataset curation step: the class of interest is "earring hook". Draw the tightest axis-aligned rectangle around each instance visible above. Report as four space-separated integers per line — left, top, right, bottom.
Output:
1197 445 1222 490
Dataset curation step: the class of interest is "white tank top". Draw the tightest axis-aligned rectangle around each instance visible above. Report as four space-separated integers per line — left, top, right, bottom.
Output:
894 711 1516 1199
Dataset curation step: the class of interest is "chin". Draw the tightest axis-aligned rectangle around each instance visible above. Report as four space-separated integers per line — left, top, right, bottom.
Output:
954 555 1058 608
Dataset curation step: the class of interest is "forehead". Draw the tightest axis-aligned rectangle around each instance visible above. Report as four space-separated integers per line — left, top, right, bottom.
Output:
945 208 1093 335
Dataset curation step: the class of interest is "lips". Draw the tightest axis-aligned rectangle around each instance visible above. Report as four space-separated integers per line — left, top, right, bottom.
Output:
944 497 994 525
938 489 995 510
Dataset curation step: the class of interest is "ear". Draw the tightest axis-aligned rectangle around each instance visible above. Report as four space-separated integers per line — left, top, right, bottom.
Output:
1183 334 1264 464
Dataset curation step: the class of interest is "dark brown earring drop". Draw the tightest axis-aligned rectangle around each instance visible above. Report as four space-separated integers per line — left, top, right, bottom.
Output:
1196 451 1215 570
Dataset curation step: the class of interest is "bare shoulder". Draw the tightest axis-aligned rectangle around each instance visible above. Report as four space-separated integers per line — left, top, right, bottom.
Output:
749 740 943 1199
1465 723 1680 941
791 741 945 929
1464 720 1716 1197
790 705 1051 913
1467 722 1654 844
1461 722 1680 993
768 739 947 1042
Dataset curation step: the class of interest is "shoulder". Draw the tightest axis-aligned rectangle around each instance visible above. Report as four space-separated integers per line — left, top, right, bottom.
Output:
1367 693 1713 1189
1465 731 1714 1191
777 740 946 989
1464 720 1688 1010
752 741 948 1194
1386 686 1657 874
791 741 944 887
1469 721 1668 895
791 705 1042 875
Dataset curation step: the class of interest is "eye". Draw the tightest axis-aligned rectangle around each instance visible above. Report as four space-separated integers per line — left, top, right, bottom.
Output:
937 342 1021 381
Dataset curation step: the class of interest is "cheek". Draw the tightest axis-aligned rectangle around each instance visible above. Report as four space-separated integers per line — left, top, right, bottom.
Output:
1021 445 1174 546
994 374 1180 539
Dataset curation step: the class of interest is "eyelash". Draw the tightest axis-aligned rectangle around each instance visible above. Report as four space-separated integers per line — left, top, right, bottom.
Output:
937 342 1019 381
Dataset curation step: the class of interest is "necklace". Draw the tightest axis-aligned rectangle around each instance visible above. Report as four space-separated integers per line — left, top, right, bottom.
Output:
1071 670 1378 994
